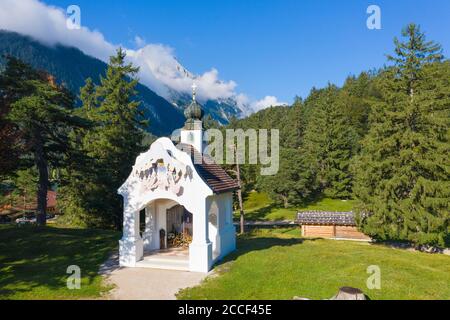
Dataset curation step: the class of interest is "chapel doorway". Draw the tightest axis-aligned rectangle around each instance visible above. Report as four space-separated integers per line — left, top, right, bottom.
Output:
166 205 193 248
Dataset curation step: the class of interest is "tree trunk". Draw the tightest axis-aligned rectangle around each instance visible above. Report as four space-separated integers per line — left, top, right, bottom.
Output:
34 134 48 226
238 189 244 235
236 157 245 235
282 195 289 209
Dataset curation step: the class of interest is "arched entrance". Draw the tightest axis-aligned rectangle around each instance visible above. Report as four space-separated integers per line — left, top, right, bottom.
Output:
136 200 193 271
166 205 193 248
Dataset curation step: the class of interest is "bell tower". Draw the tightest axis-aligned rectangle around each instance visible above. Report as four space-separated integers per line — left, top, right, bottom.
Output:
180 83 204 152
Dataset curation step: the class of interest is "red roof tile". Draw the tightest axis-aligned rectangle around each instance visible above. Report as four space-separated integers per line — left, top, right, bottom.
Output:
177 143 239 194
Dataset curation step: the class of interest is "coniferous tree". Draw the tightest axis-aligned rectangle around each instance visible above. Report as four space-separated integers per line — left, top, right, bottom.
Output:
3 57 80 225
0 56 32 175
341 71 379 139
258 148 313 208
353 24 449 246
302 85 358 199
58 78 97 226
60 48 146 229
284 97 308 149
11 167 38 209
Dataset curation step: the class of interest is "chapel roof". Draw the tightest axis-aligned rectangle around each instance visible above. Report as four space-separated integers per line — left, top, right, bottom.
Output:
177 143 239 194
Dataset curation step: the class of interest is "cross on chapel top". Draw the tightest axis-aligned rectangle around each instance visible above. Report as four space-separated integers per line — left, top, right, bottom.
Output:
192 83 197 102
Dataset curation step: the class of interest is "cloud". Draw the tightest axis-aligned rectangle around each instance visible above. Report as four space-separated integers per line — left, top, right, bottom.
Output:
126 44 238 102
134 35 147 48
0 0 115 61
233 94 287 116
251 96 288 112
0 0 286 114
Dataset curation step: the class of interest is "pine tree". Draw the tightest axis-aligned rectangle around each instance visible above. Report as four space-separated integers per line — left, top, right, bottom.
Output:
353 24 449 247
4 57 80 225
284 96 307 149
58 78 97 227
387 24 443 98
302 85 358 199
341 71 379 139
11 167 38 209
0 56 33 175
60 48 147 229
258 148 313 208
79 78 97 116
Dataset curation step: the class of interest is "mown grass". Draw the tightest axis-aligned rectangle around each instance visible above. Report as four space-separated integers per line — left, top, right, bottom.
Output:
235 192 356 221
177 228 450 300
0 224 119 300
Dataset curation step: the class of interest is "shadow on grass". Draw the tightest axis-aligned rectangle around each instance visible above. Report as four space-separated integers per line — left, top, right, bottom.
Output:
0 225 120 299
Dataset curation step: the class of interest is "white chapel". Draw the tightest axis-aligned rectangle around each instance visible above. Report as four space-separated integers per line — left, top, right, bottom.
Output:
118 86 238 273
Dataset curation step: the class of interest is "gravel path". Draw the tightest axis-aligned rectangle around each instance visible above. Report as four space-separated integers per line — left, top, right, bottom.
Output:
99 253 207 300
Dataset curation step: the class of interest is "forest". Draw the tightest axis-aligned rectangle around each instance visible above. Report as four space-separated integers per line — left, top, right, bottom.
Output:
1 24 449 247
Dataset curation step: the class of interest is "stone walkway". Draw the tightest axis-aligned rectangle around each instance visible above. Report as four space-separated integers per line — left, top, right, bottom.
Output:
99 253 207 300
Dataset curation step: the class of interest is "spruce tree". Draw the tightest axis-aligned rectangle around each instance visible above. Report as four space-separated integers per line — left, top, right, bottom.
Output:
302 85 358 199
341 72 378 139
257 148 313 208
12 167 38 209
353 24 449 247
58 78 97 226
60 48 146 229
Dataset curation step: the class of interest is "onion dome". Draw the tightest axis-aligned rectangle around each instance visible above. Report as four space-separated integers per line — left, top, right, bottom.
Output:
184 83 204 121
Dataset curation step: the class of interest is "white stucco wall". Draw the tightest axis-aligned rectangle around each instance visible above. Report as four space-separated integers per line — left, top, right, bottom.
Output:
118 137 236 273
143 199 179 252
180 128 203 153
143 201 157 252
206 192 236 263
207 196 219 259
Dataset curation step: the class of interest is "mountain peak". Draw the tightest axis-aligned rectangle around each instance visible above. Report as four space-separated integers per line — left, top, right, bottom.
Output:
0 30 247 134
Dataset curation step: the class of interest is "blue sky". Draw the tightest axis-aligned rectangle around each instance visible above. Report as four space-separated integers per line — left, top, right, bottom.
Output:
44 0 450 103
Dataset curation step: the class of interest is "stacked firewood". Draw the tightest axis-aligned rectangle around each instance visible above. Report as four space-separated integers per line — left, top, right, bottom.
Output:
168 233 192 248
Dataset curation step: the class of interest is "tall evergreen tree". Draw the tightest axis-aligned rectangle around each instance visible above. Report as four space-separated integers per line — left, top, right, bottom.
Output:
353 24 449 246
60 48 146 229
11 167 38 210
341 71 379 139
258 148 313 208
387 24 443 98
3 57 80 225
58 78 97 227
0 57 32 175
284 97 308 149
302 85 358 198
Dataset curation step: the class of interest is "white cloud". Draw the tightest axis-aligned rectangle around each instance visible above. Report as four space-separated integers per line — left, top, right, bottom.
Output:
250 96 288 113
233 94 287 116
0 0 115 61
126 44 238 102
134 35 146 48
0 0 286 115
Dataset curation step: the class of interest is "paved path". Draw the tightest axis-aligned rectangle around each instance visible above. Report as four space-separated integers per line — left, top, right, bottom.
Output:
100 253 207 300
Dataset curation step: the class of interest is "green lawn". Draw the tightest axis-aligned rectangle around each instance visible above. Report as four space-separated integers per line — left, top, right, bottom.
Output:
235 192 356 221
0 224 119 300
178 228 450 300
